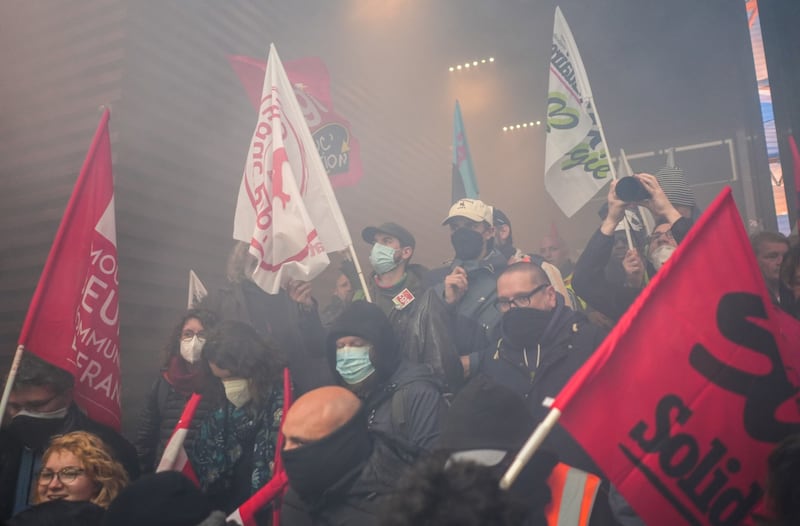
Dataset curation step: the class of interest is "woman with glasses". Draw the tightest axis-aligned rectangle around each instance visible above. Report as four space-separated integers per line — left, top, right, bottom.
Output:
35 431 128 508
133 308 220 473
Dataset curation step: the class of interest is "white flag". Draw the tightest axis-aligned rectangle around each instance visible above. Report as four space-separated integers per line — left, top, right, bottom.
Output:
544 6 611 217
233 44 352 294
187 269 208 309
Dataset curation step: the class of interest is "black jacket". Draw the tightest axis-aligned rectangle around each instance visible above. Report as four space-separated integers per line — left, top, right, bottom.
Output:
428 250 507 360
281 435 409 526
133 374 215 474
327 302 448 453
478 305 607 474
0 403 140 520
366 264 462 391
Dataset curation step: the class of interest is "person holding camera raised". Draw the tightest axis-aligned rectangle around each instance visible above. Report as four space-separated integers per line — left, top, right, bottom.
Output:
572 173 690 321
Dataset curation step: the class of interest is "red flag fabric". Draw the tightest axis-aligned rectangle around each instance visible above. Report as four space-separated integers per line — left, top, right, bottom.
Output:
553 187 800 526
228 54 363 188
227 368 294 526
156 392 201 485
18 109 122 430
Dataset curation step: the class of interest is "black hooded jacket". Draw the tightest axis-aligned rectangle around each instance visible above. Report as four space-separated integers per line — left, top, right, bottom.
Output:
478 300 607 474
326 301 448 453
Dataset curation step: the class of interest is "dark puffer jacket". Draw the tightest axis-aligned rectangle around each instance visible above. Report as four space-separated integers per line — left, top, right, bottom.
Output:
134 374 215 474
326 301 448 453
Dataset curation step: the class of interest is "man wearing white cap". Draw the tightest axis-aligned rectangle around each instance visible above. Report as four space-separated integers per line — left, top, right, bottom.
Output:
427 198 508 378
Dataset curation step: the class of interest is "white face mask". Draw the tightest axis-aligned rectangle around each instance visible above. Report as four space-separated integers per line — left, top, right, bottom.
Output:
649 244 676 271
222 378 252 409
13 406 69 420
179 335 205 364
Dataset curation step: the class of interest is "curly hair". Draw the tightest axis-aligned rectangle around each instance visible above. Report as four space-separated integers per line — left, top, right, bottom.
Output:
202 320 285 409
161 308 220 367
380 454 536 526
36 431 129 509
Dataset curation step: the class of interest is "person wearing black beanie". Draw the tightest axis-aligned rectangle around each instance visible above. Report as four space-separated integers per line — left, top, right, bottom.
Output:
325 301 448 455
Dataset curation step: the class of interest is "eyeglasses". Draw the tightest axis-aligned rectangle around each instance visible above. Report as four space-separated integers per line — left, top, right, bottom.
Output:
494 283 549 312
37 467 86 485
181 330 206 342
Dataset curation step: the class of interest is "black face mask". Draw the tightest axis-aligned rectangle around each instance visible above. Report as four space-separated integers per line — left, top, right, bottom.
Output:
500 307 554 350
7 415 67 451
282 410 372 503
451 228 485 261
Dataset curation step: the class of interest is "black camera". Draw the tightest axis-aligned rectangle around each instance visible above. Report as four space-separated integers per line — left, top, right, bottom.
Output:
615 176 651 202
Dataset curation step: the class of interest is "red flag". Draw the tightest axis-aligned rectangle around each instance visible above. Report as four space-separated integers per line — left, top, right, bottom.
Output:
788 135 800 233
228 54 363 188
228 368 294 526
156 393 201 485
18 109 122 430
553 188 800 526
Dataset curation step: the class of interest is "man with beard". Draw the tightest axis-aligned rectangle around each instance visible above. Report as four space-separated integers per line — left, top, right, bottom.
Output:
0 354 139 520
427 198 507 378
281 386 411 526
572 173 690 321
477 261 606 473
359 222 462 390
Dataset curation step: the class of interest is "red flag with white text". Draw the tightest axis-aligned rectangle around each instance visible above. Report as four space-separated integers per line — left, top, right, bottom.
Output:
233 44 352 294
156 392 201 485
553 188 800 526
18 109 122 430
229 54 363 188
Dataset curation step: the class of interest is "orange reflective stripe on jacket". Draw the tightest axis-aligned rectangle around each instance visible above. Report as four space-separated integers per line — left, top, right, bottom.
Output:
544 462 601 526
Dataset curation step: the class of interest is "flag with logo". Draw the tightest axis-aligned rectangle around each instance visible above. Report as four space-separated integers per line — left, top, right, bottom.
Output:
452 100 479 202
17 109 122 430
187 270 208 309
156 392 201 485
552 188 800 525
228 54 363 188
233 44 353 294
545 6 611 217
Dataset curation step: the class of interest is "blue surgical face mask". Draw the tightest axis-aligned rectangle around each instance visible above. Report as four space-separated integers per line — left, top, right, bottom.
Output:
369 243 399 275
336 345 375 385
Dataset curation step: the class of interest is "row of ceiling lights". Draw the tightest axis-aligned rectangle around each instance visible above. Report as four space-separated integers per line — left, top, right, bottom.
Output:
451 56 542 132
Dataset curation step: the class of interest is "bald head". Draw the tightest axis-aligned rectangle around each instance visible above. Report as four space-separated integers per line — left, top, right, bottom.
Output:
282 386 362 451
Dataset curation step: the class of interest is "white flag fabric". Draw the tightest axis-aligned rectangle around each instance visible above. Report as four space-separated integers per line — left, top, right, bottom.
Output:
616 148 655 235
233 44 352 294
545 6 611 217
187 269 208 309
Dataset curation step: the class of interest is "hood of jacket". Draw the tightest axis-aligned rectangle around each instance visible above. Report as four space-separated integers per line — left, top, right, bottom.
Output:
327 300 401 381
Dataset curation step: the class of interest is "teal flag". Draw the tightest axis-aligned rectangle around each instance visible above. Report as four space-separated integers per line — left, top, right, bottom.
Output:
452 100 479 202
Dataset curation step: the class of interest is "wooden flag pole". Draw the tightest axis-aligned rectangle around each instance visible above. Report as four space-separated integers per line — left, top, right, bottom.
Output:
346 245 372 303
587 97 634 250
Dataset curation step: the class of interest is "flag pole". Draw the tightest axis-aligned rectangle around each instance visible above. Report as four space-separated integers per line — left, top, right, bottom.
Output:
587 97 634 250
346 244 372 303
499 408 561 490
0 345 26 423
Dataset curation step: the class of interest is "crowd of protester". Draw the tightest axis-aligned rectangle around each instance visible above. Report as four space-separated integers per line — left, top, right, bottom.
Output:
1 168 799 526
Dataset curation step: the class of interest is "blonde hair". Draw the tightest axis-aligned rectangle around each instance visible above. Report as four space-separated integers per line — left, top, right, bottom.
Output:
36 431 129 508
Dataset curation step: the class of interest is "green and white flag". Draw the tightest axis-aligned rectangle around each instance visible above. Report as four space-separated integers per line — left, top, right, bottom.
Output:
545 6 611 217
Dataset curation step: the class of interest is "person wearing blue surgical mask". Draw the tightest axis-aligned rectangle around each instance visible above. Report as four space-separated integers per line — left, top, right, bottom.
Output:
326 301 448 455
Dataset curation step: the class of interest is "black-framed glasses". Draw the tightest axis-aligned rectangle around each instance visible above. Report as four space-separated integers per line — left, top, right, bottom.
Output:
494 283 549 312
37 467 86 485
647 229 674 246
